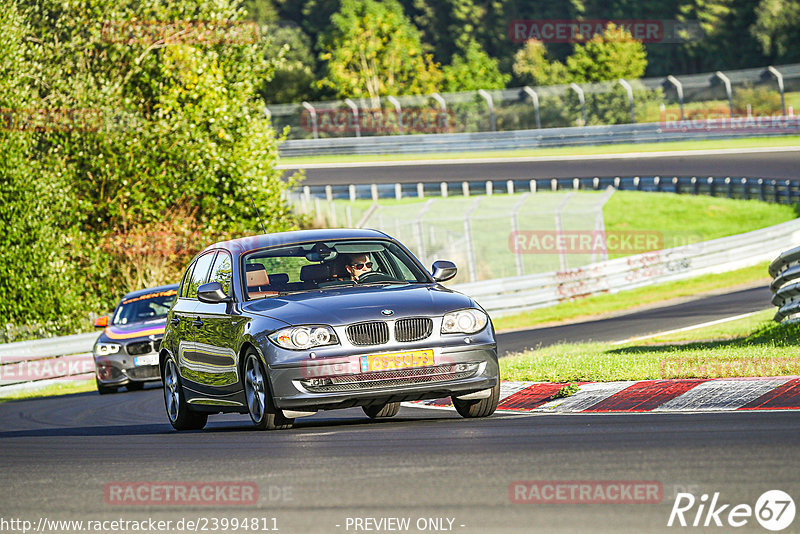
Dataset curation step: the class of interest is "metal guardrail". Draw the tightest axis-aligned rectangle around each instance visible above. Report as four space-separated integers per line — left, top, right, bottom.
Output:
450 218 800 317
0 332 97 394
279 119 800 157
769 245 800 322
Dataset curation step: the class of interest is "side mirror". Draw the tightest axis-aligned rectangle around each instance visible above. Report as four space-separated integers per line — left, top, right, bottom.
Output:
431 260 457 282
93 315 109 328
197 282 232 304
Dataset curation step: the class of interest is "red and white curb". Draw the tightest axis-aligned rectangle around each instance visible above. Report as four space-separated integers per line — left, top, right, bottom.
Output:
409 376 800 413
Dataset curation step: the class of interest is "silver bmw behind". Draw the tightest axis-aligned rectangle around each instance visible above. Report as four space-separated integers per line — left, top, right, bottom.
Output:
160 229 500 431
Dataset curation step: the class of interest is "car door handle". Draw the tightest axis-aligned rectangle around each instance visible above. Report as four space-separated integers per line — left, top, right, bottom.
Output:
192 318 204 327
171 318 181 325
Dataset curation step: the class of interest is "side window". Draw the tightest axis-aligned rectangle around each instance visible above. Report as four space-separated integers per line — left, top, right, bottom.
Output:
186 252 216 300
208 252 233 296
179 262 196 298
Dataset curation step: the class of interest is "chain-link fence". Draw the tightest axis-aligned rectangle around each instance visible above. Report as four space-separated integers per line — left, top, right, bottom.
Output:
269 63 800 139
293 188 615 284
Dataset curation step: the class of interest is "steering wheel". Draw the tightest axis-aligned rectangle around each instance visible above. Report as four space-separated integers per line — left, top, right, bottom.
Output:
355 271 393 284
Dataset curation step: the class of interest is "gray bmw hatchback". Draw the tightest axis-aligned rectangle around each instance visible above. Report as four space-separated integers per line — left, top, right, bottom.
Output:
160 229 500 431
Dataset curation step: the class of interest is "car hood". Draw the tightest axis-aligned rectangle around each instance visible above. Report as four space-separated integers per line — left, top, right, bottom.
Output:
242 284 474 325
97 319 167 343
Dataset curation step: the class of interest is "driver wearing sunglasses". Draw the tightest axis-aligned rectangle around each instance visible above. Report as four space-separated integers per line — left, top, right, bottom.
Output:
345 253 373 282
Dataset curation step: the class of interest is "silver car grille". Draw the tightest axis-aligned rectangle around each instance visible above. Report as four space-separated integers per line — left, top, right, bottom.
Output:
299 362 479 393
124 365 160 380
394 318 433 342
346 321 389 346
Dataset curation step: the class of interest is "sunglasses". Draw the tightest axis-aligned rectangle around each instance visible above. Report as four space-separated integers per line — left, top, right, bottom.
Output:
350 262 373 270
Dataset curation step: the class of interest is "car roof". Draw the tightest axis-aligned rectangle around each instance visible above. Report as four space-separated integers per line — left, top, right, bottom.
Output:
120 284 180 301
202 228 392 255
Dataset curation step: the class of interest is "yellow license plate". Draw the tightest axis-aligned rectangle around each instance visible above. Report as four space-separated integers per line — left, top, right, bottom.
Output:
360 349 435 372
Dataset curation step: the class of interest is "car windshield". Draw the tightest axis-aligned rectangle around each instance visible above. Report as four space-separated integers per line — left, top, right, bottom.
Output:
242 239 431 300
112 289 178 325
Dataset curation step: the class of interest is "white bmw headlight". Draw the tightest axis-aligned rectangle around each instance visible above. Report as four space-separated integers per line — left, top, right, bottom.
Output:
270 326 339 350
95 342 122 356
441 309 488 334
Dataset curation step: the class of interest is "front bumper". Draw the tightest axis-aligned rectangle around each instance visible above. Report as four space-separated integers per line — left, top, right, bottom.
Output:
269 343 499 411
94 352 162 386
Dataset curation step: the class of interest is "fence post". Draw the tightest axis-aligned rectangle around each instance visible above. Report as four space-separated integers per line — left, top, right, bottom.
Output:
765 66 787 116
302 102 319 139
507 180 515 195
387 95 404 134
477 89 496 132
712 72 734 118
486 181 493 196
440 182 448 198
462 181 470 197
371 183 378 202
431 93 449 132
344 98 361 137
510 193 530 277
551 178 558 191
554 193 575 272
666 75 685 120
325 184 333 202
523 86 541 129
395 183 402 200
349 184 356 202
530 179 537 193
417 182 424 198
570 83 587 125
463 197 483 282
618 79 636 123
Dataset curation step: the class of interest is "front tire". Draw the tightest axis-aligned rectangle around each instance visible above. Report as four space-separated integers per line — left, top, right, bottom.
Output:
96 377 117 395
243 350 293 430
363 401 400 419
125 381 145 392
162 356 207 431
452 380 500 418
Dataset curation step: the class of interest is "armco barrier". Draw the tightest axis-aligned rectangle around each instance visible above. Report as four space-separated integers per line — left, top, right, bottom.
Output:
279 120 800 157
450 218 800 317
769 245 800 321
0 331 97 394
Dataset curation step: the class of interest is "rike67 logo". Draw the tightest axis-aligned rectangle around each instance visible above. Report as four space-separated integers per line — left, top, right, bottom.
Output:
668 490 795 531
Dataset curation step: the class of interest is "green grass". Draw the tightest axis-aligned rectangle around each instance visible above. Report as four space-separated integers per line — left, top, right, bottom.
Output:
500 309 800 382
493 262 771 331
279 135 800 165
0 379 96 402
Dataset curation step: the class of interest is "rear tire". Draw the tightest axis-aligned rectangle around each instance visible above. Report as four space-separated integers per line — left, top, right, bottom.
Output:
243 350 293 430
452 380 500 418
363 401 401 419
162 356 207 431
96 378 117 395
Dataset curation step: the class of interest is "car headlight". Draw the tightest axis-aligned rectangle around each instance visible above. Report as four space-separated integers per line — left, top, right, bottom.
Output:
441 309 488 334
95 342 122 356
270 326 339 350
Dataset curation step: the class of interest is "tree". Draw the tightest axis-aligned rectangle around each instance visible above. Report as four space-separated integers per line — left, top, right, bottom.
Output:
752 0 800 63
512 39 570 86
442 39 510 91
566 23 648 83
318 0 442 101
258 24 318 104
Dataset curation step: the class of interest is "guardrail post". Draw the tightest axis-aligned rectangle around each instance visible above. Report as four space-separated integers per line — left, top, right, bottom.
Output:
486 181 493 196
570 83 587 126
673 177 680 194
478 89 496 132
708 177 715 197
387 95 404 134
325 185 333 202
773 179 779 203
786 179 792 203
551 178 558 191
759 178 765 201
765 67 787 116
654 176 661 192
440 182 448 198
742 178 749 200
614 177 620 189
573 178 580 190
371 183 378 202
691 177 698 195
349 184 356 202
618 79 636 123
264 106 271 121
431 93 449 132
302 102 319 139
395 183 402 200
666 75 685 120
507 180 515 195
344 98 361 137
462 181 470 197
726 177 732 198
634 176 640 190
417 182 424 198
530 179 537 193
593 177 599 190
712 72 734 118
523 86 541 129
303 185 311 204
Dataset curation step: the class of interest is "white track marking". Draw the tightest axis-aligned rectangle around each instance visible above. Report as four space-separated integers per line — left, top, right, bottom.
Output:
610 311 762 346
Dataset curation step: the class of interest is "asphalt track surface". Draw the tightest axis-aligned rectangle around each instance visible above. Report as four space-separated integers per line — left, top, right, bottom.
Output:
496 285 772 356
2 389 799 534
290 149 800 185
